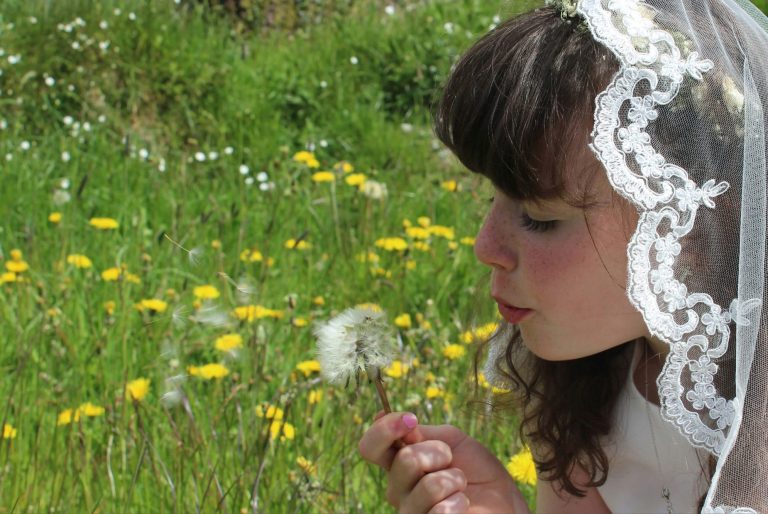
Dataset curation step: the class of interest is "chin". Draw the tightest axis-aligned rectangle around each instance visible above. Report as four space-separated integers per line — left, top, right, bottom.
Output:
521 333 620 362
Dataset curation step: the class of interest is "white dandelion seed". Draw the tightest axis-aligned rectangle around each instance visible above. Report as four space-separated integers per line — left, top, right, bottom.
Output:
190 305 232 328
314 307 397 411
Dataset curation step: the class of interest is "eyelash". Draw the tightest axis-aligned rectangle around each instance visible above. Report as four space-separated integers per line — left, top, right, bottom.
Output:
520 212 557 232
487 196 558 232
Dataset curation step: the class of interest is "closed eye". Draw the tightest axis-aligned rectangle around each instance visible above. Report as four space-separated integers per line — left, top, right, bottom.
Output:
520 212 557 232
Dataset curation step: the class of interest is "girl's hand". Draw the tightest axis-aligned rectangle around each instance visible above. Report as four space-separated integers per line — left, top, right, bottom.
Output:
359 411 531 514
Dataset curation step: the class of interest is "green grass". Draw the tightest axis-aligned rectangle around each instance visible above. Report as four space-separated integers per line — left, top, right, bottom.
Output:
0 0 536 512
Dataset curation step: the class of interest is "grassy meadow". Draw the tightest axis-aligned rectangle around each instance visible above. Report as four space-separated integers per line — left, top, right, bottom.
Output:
0 0 539 512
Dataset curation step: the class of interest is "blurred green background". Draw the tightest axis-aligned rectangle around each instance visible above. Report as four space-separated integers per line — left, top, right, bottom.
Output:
1 0 765 512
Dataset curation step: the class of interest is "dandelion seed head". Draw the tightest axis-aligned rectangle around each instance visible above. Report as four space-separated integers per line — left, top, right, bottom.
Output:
314 307 395 386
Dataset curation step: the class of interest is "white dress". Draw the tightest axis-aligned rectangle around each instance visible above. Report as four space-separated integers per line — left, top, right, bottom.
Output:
597 341 710 514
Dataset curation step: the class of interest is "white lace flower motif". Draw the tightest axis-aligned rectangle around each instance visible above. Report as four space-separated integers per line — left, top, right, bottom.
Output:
627 95 658 127
686 381 716 410
709 397 735 430
654 234 681 265
650 264 674 295
689 354 718 384
701 304 731 336
617 123 651 154
662 280 688 312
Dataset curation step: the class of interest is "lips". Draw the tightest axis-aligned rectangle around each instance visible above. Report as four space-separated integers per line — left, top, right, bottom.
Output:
494 298 534 324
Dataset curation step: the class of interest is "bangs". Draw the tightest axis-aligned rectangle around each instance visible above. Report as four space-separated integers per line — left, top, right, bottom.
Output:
434 7 619 205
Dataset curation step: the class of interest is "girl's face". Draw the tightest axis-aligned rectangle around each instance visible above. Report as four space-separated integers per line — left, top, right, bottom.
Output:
474 162 652 361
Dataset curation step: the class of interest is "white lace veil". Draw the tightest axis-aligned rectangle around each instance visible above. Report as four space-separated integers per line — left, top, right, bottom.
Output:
569 0 768 512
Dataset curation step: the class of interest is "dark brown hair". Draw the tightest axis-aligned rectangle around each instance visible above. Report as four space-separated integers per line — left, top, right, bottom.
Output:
433 6 634 498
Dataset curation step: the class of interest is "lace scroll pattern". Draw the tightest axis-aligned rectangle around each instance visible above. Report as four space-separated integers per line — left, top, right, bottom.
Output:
576 0 762 472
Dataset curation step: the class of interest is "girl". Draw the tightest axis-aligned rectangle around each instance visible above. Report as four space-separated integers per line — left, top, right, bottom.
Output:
358 1 768 513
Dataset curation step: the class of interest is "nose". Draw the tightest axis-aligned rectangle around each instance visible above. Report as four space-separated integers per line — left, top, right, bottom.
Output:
474 205 517 272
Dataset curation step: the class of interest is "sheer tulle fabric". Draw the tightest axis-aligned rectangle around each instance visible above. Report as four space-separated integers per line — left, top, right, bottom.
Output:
574 1 768 512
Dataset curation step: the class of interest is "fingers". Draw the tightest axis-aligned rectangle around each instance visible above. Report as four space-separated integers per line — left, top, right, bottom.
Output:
386 440 453 505
359 412 419 470
427 491 470 514
398 467 467 514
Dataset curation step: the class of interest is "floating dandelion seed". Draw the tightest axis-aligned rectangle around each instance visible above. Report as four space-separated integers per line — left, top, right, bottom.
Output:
314 307 397 413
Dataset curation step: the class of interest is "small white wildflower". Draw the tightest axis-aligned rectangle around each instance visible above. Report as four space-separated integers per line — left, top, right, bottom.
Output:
63 115 73 126
239 164 250 175
244 177 255 186
28 16 38 24
72 41 81 51
8 55 21 65
314 307 395 387
138 148 149 160
444 22 454 34
194 151 206 162
99 40 110 51
259 181 274 191
319 80 328 88
0 119 7 130
114 8 122 15
45 76 55 87
61 151 71 162
99 20 108 30
97 114 106 123
207 151 218 161
385 5 396 15
400 123 413 133
68 84 75 92
60 178 70 189
158 158 166 172
319 139 328 148
128 12 137 21
82 122 91 132
19 141 30 151
224 146 234 155
350 56 358 65
256 171 269 182
5 153 12 162
74 17 85 27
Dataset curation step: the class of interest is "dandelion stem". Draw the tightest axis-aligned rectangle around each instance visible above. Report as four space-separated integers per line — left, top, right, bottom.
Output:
373 376 392 414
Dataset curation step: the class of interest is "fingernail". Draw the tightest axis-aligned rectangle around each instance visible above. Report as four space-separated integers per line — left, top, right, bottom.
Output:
402 413 418 429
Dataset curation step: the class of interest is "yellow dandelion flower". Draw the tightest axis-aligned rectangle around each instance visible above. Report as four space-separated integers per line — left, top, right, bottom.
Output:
297 456 317 475
295 360 321 377
441 179 459 192
57 408 80 426
46 307 60 318
384 360 407 379
443 344 466 360
417 216 431 228
126 378 150 401
506 447 537 486
1 272 16 284
5 260 29 273
308 389 323 405
3 423 17 439
256 403 284 420
460 236 476 246
474 322 500 342
232 305 284 322
66 254 93 269
428 225 455 240
125 273 141 284
10 249 23 261
354 303 382 312
333 161 354 173
211 239 222 250
89 217 119 230
78 402 105 417
344 173 366 187
394 313 412 329
374 237 408 252
402 218 412 228
270 421 295 441
137 298 168 313
426 386 444 399
370 267 391 278
405 227 431 240
477 372 491 389
101 267 121 281
311 171 335 183
292 317 308 327
448 241 459 250
293 150 320 168
355 251 380 263
193 284 220 300
312 295 325 306
188 363 229 380
405 260 417 271
411 241 431 252
104 300 116 316
214 333 243 352
48 212 62 224
284 239 312 250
